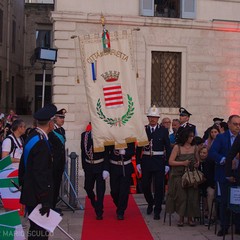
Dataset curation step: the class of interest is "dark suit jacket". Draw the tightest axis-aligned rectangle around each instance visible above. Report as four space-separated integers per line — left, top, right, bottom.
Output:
48 126 66 172
225 134 240 182
208 130 232 183
18 129 53 207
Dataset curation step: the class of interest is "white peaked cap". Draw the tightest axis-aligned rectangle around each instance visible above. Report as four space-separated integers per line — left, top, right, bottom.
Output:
147 105 160 118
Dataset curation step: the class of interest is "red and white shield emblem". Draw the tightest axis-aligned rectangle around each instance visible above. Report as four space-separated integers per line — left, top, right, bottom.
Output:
103 84 123 108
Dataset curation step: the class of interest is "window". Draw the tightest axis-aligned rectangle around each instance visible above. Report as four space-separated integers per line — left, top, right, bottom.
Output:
151 51 181 108
12 20 16 53
35 74 52 82
36 30 51 48
0 9 3 44
155 0 180 18
140 0 196 19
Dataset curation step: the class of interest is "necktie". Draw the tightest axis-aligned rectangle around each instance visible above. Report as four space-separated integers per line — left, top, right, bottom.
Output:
151 127 154 133
231 135 236 146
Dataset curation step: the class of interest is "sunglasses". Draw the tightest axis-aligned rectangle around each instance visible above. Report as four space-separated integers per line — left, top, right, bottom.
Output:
58 116 65 119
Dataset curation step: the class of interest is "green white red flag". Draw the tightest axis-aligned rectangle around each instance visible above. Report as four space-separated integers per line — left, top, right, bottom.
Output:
0 210 25 240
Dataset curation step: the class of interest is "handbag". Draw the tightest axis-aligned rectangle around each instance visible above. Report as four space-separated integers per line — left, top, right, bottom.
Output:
181 167 206 188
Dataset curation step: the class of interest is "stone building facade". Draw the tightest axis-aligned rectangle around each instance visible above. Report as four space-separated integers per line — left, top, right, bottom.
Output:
50 0 240 155
0 0 25 114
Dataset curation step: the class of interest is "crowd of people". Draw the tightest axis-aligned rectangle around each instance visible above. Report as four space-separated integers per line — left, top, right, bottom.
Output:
0 106 67 240
81 105 240 239
1 105 240 239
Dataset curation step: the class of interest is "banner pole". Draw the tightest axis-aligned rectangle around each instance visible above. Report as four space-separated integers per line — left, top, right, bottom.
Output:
57 225 75 240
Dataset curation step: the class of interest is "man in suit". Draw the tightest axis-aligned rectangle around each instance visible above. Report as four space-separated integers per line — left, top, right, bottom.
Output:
225 131 240 235
208 115 240 236
81 123 108 220
136 106 171 220
19 104 57 240
48 108 67 215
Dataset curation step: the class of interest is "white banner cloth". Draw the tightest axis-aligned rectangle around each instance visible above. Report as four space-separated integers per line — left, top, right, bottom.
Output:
79 29 148 151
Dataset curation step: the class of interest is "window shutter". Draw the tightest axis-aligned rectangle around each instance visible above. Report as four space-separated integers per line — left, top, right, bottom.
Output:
181 0 196 19
140 0 154 17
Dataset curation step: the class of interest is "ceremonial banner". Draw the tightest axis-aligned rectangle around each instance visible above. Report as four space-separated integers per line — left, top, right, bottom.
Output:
79 29 148 151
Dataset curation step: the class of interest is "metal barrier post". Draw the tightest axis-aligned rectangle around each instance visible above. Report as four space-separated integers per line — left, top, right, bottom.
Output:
69 152 78 208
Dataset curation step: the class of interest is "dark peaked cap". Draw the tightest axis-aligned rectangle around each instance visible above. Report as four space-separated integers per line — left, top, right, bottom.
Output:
179 107 192 116
34 104 57 121
213 117 224 123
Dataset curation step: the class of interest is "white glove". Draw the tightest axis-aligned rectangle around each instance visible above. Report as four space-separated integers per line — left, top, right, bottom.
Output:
136 164 141 174
119 149 126 155
165 166 170 175
102 170 109 180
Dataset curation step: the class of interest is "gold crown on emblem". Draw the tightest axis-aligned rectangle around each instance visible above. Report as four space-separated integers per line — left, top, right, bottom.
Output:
101 71 120 82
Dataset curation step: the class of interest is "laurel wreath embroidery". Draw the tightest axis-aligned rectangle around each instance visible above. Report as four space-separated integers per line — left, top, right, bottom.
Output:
96 94 135 127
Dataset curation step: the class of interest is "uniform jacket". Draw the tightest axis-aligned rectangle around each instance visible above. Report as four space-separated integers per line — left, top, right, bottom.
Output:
208 130 232 183
48 126 66 171
105 142 135 173
136 124 171 171
81 131 107 173
18 129 53 207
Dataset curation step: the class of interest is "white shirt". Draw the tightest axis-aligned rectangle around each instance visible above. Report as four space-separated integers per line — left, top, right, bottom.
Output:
2 135 23 159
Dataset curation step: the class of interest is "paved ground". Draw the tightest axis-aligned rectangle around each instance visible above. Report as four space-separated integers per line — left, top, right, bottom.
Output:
40 193 239 240
7 176 240 240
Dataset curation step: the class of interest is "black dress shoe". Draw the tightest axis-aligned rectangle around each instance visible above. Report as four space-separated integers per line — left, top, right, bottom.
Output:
217 229 228 236
96 215 103 220
147 205 153 215
117 214 124 220
153 214 160 220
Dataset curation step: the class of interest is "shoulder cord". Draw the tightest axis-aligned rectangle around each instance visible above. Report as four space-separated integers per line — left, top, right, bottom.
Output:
84 131 93 160
144 125 152 151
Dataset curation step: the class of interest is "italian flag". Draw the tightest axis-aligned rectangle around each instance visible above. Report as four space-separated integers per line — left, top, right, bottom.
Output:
0 210 25 240
0 156 12 171
0 168 18 178
0 177 21 212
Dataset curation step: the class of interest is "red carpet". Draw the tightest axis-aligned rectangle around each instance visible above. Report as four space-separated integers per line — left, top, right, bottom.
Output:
81 194 153 240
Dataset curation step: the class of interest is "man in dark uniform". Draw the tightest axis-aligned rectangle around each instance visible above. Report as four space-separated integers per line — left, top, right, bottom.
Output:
81 123 108 220
136 106 171 220
18 104 57 240
105 143 135 220
175 107 197 143
48 108 67 215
